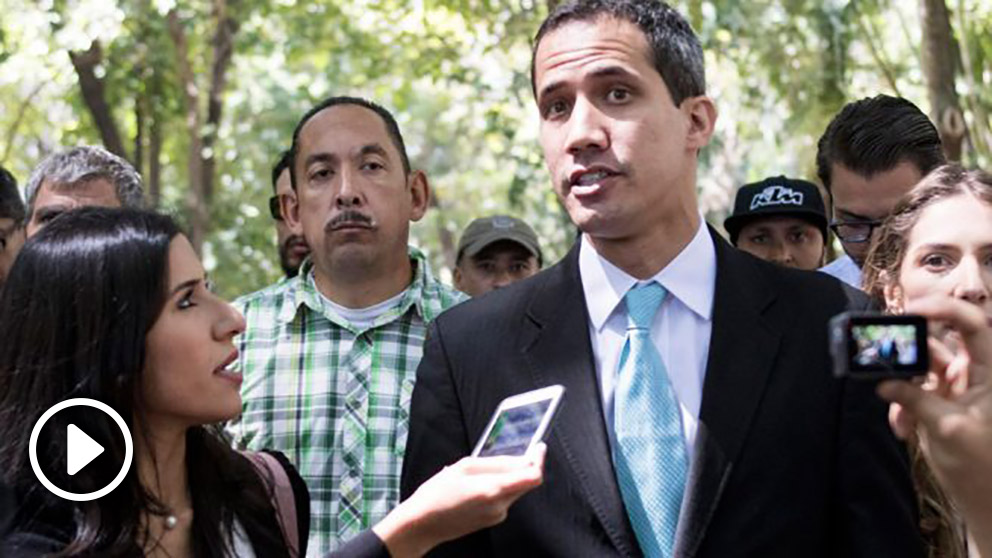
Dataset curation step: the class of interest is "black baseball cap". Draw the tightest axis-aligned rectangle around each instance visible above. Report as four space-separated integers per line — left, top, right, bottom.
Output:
723 176 828 245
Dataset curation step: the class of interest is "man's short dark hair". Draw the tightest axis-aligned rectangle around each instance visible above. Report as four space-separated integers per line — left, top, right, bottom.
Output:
289 96 411 190
0 166 25 223
531 0 705 107
816 95 945 192
271 150 291 192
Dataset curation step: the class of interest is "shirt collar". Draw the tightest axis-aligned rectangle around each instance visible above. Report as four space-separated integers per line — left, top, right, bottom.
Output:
277 246 443 326
579 218 716 332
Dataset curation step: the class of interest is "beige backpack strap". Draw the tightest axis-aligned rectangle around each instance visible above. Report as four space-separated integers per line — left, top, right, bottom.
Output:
242 451 300 558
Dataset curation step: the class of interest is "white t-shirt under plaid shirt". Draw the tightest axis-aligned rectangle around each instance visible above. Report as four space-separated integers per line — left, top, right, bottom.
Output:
225 248 465 557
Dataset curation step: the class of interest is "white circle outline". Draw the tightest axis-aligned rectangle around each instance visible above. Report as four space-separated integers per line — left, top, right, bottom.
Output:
28 397 133 502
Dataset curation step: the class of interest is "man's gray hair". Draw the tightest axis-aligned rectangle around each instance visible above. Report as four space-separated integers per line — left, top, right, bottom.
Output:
25 146 144 221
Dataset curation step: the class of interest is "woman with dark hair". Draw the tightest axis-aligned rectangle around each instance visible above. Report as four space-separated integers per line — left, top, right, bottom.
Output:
0 207 304 557
863 163 992 558
0 207 543 557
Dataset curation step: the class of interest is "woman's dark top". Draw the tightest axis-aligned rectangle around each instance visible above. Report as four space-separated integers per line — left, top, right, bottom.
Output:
1 450 309 557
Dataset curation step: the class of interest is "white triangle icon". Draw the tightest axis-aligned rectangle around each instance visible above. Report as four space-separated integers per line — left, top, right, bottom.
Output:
67 423 104 476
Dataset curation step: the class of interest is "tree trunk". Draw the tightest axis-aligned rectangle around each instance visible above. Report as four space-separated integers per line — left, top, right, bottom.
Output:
149 114 163 207
168 8 207 253
202 0 238 206
134 95 145 181
920 0 966 161
68 41 129 161
2 81 45 165
428 193 457 273
167 1 238 255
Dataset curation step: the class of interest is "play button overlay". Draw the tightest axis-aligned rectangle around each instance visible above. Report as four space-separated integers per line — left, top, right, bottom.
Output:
67 424 105 476
29 398 133 502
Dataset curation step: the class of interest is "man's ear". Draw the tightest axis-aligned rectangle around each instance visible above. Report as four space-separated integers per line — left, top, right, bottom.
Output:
882 271 904 313
283 190 303 232
408 170 430 222
683 95 717 151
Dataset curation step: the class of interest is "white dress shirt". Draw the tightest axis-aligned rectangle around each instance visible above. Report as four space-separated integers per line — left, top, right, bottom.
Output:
579 221 716 459
819 254 862 289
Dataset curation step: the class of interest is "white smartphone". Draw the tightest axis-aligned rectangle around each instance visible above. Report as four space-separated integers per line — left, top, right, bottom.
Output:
472 385 565 458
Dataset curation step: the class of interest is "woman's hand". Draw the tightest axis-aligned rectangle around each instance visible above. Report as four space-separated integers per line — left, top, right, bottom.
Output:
373 444 546 558
877 295 992 556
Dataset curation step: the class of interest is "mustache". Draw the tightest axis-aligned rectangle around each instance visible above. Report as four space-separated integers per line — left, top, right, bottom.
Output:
325 210 374 232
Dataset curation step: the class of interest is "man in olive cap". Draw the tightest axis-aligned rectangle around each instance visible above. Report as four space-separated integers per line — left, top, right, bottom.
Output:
454 215 542 296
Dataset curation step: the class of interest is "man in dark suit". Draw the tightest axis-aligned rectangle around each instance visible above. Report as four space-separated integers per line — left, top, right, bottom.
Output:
401 1 923 556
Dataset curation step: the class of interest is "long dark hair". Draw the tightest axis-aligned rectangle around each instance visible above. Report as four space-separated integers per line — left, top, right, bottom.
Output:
0 207 289 556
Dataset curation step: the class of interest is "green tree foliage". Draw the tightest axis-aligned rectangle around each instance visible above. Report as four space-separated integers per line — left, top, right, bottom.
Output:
1 0 989 299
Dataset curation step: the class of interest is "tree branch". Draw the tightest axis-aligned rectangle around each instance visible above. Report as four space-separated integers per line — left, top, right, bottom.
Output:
852 5 903 97
2 81 46 165
68 41 129 161
919 0 966 161
201 0 238 203
167 8 207 252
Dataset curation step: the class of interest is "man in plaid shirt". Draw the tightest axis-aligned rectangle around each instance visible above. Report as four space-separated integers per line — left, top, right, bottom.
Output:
226 96 465 556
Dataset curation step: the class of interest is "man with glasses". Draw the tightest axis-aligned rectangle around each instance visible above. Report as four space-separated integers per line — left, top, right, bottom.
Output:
816 95 945 288
269 150 311 278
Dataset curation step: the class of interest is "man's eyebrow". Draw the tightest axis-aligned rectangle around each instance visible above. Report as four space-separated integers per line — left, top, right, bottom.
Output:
537 80 566 102
588 65 637 80
835 209 877 222
537 65 636 102
358 144 389 160
745 225 772 233
303 152 337 169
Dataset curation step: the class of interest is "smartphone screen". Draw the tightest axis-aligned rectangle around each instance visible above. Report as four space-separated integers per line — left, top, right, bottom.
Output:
476 399 553 457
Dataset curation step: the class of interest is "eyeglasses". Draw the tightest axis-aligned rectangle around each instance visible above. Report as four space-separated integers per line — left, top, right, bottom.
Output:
829 219 884 243
269 196 284 221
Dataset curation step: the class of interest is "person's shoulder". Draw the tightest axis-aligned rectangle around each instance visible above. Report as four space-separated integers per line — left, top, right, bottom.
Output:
3 530 65 557
233 276 298 318
420 274 468 311
437 263 558 327
235 277 293 305
1 496 73 557
239 449 310 556
755 255 869 312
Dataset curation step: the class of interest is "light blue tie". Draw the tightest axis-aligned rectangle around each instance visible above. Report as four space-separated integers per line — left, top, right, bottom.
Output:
613 282 688 558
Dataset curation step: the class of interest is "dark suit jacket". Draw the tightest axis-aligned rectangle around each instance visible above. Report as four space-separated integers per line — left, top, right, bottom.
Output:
401 231 923 558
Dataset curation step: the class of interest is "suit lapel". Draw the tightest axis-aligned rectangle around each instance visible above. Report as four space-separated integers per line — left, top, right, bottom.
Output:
674 231 781 557
522 243 641 557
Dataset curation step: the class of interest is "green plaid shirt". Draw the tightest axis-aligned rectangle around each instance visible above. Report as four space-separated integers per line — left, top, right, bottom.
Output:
226 247 465 557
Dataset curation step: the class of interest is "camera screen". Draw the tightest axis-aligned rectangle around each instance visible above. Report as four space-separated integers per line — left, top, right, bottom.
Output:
848 322 925 372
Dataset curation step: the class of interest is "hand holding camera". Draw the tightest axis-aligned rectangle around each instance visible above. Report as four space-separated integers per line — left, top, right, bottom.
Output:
867 296 992 557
